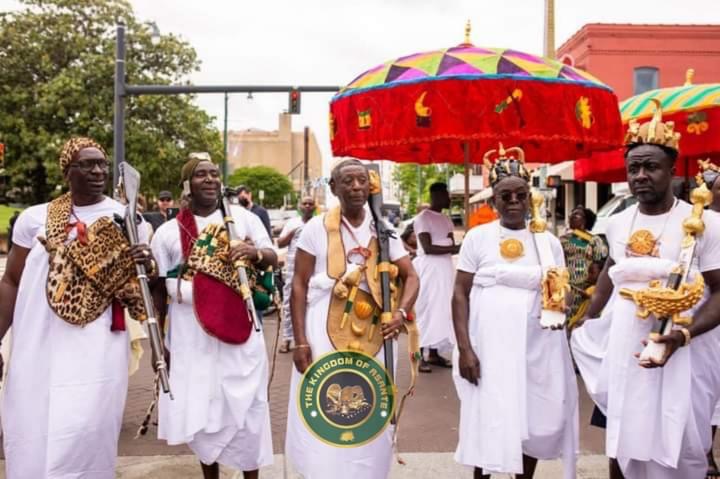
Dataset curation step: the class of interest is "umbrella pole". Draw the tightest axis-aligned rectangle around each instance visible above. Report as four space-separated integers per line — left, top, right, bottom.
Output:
463 142 470 228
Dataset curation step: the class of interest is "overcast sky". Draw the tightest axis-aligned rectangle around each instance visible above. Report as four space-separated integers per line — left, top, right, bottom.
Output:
3 0 719 177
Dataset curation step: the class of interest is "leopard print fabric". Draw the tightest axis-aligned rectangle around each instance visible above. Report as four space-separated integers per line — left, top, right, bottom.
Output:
59 137 107 171
186 223 246 296
40 193 145 326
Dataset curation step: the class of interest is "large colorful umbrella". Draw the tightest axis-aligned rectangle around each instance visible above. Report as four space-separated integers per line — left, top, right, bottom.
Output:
329 26 623 220
574 71 720 182
330 35 622 166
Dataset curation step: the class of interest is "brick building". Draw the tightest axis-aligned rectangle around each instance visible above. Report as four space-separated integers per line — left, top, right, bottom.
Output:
555 23 720 213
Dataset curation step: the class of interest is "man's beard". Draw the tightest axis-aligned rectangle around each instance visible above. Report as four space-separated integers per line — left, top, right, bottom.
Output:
239 197 250 207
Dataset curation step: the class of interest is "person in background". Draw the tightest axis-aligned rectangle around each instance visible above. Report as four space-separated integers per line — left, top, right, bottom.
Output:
560 206 608 329
237 185 272 238
414 182 459 372
276 196 316 353
400 222 418 259
143 190 174 232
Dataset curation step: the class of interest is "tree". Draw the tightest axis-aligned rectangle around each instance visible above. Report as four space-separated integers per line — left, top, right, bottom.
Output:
227 166 293 209
0 0 223 204
393 163 465 215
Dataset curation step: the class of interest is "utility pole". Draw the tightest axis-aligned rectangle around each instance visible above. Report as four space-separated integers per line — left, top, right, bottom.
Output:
544 0 556 58
223 92 229 181
303 126 310 195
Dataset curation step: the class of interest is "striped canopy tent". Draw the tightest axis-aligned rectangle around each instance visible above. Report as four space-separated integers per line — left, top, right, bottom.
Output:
574 71 720 182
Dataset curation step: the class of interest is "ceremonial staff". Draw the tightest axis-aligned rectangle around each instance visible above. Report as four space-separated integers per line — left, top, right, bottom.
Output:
117 163 172 398
366 169 395 414
219 186 261 332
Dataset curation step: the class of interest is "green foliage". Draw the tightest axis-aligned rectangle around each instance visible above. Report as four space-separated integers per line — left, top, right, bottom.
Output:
0 205 21 234
227 166 293 209
392 163 464 215
0 0 223 204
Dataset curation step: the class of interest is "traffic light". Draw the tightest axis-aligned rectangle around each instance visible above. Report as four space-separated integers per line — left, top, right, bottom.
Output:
0 143 4 166
289 89 301 114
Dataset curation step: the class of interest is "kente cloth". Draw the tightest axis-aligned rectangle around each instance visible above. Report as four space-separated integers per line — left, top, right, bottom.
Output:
285 209 408 479
412 209 455 350
571 202 720 478
280 216 306 342
559 230 607 318
2 197 146 479
151 208 273 470
452 221 579 478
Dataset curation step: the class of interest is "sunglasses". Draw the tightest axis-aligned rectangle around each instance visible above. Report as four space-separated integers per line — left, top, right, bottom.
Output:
498 191 529 202
69 159 110 173
158 198 173 202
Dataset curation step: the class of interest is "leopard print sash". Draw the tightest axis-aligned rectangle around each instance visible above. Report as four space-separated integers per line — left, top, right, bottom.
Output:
40 193 145 326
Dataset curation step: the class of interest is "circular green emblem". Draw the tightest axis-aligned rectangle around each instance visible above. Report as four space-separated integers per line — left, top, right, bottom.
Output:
298 350 395 447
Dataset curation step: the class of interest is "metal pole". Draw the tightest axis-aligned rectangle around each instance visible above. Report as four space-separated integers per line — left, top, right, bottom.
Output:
303 126 309 195
464 142 470 228
113 21 127 190
223 92 229 181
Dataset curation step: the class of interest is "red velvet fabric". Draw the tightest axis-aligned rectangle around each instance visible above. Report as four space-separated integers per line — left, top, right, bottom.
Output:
330 78 623 164
193 272 252 344
177 207 252 344
111 299 126 332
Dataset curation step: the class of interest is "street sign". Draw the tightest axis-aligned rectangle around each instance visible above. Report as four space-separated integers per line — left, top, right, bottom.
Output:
258 189 265 201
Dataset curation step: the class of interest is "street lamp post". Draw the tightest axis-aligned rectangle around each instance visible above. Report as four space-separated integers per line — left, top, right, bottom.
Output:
112 21 340 189
113 21 126 188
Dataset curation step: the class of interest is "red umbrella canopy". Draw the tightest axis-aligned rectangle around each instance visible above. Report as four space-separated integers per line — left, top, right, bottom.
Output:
330 39 623 164
574 73 720 183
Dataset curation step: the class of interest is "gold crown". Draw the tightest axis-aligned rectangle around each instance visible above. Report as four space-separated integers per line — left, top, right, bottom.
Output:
625 99 680 151
483 143 531 186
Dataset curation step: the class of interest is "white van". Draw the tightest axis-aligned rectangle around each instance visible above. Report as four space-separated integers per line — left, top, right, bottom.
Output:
591 183 637 238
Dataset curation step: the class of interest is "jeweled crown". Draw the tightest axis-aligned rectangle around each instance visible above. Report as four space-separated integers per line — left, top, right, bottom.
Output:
625 99 680 151
483 143 531 187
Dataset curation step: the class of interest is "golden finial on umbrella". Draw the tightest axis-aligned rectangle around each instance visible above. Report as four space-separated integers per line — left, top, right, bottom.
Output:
464 20 472 45
684 68 695 86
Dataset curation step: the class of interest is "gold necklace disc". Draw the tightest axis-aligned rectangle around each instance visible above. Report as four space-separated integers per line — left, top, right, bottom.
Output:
627 229 657 256
500 238 524 260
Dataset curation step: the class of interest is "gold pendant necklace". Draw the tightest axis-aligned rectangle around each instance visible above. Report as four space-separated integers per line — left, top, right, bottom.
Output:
499 223 525 261
626 199 678 258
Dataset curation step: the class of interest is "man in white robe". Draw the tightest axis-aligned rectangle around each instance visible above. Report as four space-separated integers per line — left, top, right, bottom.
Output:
413 182 458 372
0 137 155 479
452 147 578 479
571 113 720 479
285 159 419 479
151 156 276 479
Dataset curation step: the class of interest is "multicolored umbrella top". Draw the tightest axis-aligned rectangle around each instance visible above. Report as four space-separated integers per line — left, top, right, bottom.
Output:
339 46 609 98
330 26 623 165
620 75 720 122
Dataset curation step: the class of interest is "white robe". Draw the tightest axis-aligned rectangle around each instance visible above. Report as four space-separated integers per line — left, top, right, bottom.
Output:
2 198 144 479
571 201 720 478
412 209 455 350
452 221 579 478
151 208 273 471
284 210 408 479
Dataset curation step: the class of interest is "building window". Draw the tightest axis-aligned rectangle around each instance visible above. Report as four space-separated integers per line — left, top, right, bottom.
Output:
634 67 659 94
